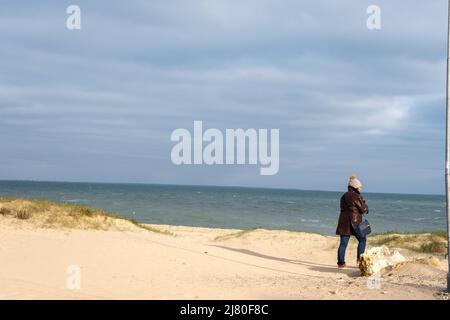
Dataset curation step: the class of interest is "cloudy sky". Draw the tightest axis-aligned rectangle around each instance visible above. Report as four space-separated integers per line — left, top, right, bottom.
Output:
0 1 447 194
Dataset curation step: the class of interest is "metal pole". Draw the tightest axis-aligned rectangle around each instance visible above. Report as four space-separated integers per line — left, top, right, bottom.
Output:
446 0 450 293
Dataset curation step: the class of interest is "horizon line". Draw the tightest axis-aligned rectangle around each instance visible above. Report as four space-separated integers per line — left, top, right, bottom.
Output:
0 178 444 197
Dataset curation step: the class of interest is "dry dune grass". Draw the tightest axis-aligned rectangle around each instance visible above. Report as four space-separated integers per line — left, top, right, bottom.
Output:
214 227 261 241
0 197 173 235
369 232 447 255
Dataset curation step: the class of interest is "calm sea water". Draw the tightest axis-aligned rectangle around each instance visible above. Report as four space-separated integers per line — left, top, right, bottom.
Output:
0 180 446 235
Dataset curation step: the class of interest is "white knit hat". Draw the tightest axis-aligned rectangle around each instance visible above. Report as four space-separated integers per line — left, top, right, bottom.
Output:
348 175 362 189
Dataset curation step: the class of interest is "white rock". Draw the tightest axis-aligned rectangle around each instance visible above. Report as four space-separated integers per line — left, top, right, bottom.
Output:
359 245 406 276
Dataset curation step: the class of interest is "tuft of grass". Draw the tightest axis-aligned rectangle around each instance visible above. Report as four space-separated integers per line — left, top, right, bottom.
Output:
67 205 95 218
127 219 175 236
370 232 447 255
420 241 447 254
371 235 401 246
214 228 260 241
0 207 11 215
137 224 175 236
15 209 32 220
419 234 448 254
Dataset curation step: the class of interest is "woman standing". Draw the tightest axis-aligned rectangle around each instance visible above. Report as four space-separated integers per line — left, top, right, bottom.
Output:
336 175 369 269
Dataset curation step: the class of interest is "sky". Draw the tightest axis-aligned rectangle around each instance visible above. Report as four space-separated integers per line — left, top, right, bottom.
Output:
0 0 447 195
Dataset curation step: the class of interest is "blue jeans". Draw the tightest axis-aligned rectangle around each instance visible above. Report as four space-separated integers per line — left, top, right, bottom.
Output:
337 227 366 265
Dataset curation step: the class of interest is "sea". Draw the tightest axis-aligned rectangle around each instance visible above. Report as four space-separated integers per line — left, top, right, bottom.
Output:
0 180 446 235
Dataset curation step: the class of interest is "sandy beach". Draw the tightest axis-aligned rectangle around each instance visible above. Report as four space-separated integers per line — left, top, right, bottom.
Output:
0 200 447 300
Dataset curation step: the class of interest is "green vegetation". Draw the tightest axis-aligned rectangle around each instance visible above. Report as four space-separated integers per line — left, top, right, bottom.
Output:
419 241 447 254
369 231 447 255
15 209 32 220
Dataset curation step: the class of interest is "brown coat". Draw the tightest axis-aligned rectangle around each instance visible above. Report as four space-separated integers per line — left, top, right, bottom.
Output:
336 187 369 235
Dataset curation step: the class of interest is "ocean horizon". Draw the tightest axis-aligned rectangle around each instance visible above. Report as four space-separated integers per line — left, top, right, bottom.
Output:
0 180 446 235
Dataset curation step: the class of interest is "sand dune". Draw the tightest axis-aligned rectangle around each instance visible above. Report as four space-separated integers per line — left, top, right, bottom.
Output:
0 218 447 300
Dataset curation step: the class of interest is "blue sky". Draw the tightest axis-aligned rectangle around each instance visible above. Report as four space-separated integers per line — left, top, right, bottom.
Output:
0 1 447 194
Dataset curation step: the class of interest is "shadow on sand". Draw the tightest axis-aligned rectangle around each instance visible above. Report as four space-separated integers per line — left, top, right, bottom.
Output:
211 245 361 277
